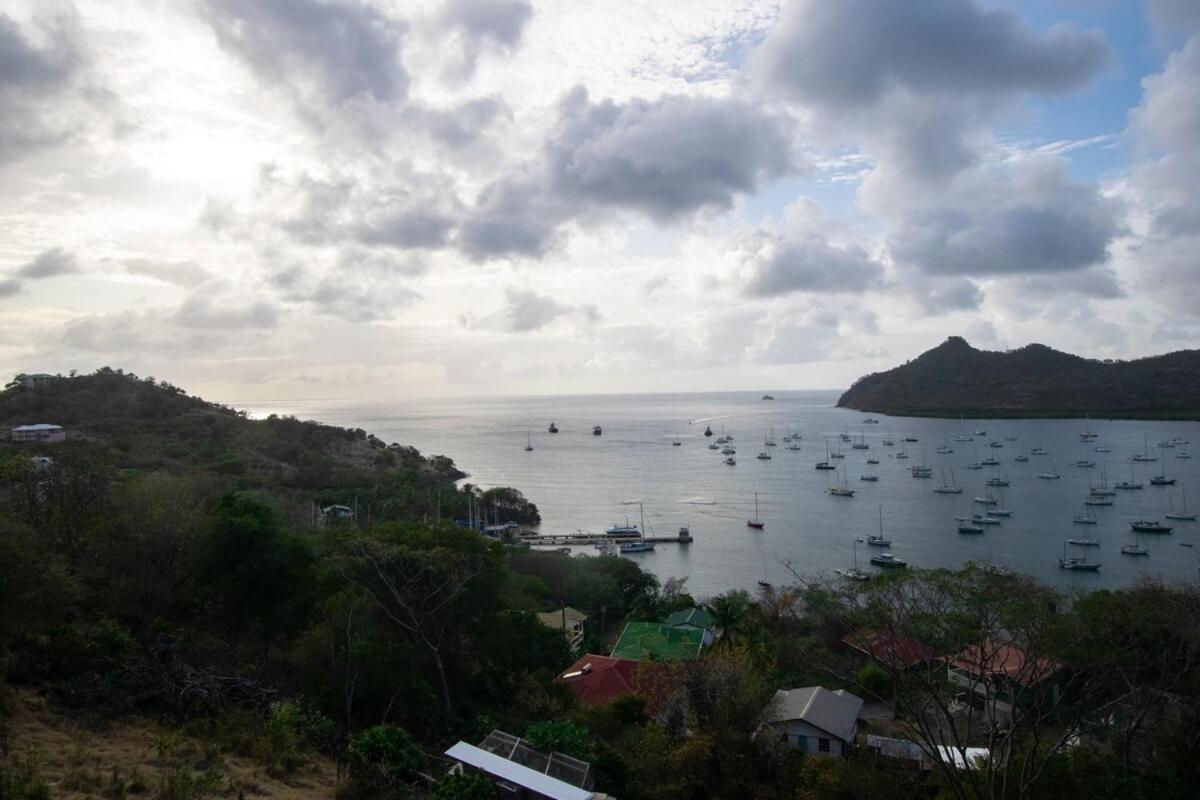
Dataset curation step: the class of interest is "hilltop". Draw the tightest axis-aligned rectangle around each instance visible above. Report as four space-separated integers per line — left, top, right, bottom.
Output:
837 337 1200 419
0 368 538 525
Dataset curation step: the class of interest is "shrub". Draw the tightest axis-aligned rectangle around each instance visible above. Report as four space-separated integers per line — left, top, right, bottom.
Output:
347 725 422 787
0 748 51 800
523 720 596 762
433 770 493 800
856 663 892 698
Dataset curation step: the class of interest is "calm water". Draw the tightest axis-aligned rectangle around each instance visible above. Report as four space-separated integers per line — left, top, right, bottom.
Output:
241 391 1200 598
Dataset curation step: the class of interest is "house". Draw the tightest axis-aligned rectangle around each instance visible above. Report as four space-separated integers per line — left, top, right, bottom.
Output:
444 730 610 800
947 638 1064 727
762 686 864 757
11 424 65 443
319 503 350 527
20 373 57 389
610 622 704 661
536 607 587 652
843 629 938 672
664 607 716 645
557 654 678 716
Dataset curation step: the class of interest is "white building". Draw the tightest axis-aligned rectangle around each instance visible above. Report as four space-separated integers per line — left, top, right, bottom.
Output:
762 686 864 757
12 424 65 443
21 373 57 389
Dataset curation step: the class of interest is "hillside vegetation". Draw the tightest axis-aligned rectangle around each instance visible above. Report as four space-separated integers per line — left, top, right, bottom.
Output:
837 336 1200 419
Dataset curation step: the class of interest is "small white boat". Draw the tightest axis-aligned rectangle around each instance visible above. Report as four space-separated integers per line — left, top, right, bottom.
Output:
619 540 655 554
757 451 772 460
1165 483 1197 521
1067 537 1100 547
724 456 737 465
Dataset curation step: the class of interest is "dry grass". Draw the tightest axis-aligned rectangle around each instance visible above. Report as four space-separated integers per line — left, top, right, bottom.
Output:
1 690 339 799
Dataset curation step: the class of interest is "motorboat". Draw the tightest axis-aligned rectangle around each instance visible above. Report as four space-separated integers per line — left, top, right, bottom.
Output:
870 552 907 568
1130 519 1173 533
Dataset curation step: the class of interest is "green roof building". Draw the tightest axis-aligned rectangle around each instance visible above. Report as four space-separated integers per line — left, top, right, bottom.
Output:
664 607 714 630
611 622 704 662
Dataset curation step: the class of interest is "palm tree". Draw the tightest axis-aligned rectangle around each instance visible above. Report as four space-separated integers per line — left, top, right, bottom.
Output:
705 590 750 647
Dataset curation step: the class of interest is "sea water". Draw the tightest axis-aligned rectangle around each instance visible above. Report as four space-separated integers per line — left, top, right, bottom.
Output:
241 391 1200 599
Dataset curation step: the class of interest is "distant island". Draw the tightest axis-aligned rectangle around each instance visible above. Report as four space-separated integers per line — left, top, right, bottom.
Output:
837 336 1200 419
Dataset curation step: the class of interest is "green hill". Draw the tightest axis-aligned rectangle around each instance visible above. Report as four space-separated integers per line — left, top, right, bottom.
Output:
837 337 1200 419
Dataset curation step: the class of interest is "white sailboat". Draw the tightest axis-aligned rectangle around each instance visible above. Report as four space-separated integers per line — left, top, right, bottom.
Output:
524 432 533 452
836 539 870 582
1165 483 1197 521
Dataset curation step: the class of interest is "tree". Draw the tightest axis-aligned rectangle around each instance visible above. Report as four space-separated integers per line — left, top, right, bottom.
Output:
706 590 750 647
339 525 500 712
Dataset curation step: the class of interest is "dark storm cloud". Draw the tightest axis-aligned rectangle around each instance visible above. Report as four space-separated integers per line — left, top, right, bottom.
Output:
0 7 86 165
753 0 1109 107
200 0 408 106
460 87 795 259
16 247 80 279
743 237 884 296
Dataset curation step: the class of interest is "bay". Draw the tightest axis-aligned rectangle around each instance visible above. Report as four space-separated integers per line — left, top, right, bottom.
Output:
241 391 1200 598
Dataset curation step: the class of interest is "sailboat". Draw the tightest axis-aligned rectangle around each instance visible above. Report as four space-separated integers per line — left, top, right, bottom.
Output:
827 466 855 497
619 504 656 553
1072 505 1098 525
1058 542 1102 571
988 487 1012 517
1115 462 1144 490
765 428 778 447
933 468 962 494
1165 483 1197 521
1149 450 1175 484
1037 458 1061 480
703 425 713 437
548 422 559 433
1120 534 1150 556
860 462 879 481
862 506 891 547
836 539 870 582
747 493 765 529
815 440 836 470
524 432 534 452
1132 434 1157 462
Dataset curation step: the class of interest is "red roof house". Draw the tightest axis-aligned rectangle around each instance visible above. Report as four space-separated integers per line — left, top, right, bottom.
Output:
557 654 678 715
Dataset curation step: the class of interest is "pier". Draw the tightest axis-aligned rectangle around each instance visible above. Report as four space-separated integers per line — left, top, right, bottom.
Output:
518 529 693 546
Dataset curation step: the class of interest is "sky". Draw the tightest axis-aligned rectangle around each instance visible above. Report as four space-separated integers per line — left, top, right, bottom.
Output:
1 0 1198 402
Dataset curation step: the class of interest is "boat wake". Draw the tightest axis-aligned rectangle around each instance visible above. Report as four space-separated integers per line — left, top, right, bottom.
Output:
678 496 717 505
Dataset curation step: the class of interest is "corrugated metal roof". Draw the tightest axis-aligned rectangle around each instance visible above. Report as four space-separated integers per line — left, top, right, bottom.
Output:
764 686 863 742
610 622 703 661
13 424 63 431
445 742 594 800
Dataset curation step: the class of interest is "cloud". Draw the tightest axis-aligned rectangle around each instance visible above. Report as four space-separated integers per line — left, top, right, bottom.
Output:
460 87 795 259
175 294 279 329
438 0 533 79
199 0 408 112
0 6 87 166
753 0 1109 107
1146 0 1200 38
16 247 80 279
501 287 569 332
0 278 21 297
120 258 213 288
1121 35 1200 316
742 235 884 296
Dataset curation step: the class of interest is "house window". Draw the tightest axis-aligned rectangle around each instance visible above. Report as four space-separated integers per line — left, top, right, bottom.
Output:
795 736 807 753
818 738 830 753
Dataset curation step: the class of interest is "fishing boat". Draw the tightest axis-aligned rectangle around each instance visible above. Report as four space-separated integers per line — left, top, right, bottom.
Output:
1130 519 1173 533
1165 484 1197 521
1058 543 1102 571
548 422 558 433
869 552 907 568
836 539 871 582
747 493 765 529
592 425 602 436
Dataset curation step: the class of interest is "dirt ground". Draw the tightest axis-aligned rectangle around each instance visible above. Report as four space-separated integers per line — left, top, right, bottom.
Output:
1 689 339 799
